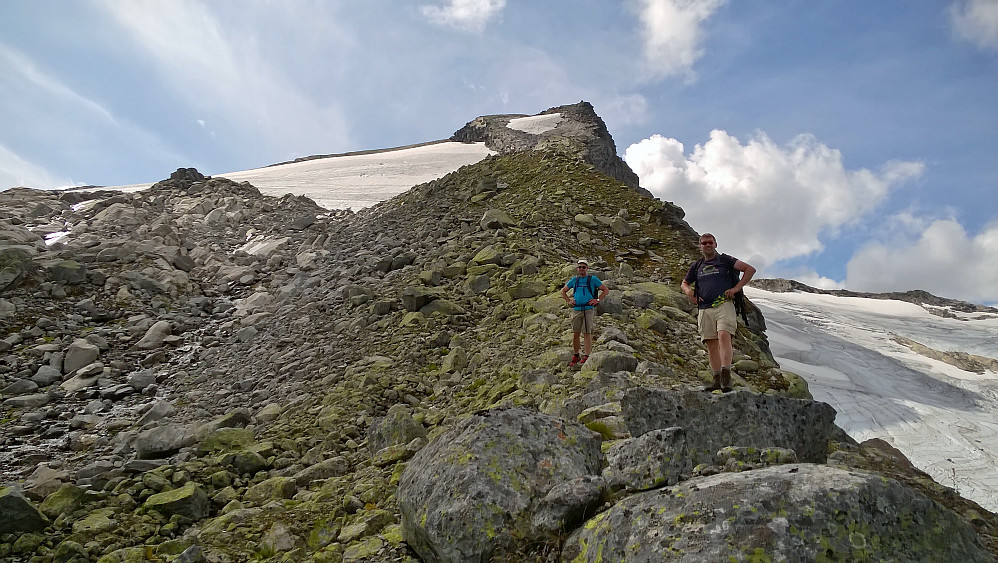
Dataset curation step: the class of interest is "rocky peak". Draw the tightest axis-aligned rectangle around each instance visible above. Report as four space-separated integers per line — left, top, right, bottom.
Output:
451 101 648 196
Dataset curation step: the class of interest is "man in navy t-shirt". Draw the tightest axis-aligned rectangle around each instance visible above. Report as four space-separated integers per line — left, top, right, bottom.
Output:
681 233 756 391
561 258 609 367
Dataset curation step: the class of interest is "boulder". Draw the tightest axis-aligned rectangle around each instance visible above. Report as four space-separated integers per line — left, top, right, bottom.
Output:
143 482 210 520
398 407 602 562
367 404 427 455
0 487 49 533
480 209 516 230
135 320 173 350
621 387 837 464
64 338 99 374
602 427 691 493
562 464 991 562
401 286 438 312
133 423 197 459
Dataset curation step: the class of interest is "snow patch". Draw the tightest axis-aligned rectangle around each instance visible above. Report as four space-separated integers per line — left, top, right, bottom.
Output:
507 113 563 135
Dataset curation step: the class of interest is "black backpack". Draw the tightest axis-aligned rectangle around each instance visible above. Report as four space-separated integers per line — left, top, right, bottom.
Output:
693 254 748 324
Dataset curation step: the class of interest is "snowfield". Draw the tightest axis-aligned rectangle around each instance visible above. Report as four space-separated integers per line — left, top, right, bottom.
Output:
749 287 998 511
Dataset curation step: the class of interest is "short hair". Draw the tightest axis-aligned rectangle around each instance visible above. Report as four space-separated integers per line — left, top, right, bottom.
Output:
699 233 716 242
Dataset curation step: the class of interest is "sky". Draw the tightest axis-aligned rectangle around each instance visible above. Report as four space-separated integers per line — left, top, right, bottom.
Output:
2 0 997 305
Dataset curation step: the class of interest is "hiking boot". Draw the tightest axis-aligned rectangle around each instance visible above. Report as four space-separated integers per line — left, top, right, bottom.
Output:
703 371 722 392
569 354 581 367
720 367 732 392
580 355 589 365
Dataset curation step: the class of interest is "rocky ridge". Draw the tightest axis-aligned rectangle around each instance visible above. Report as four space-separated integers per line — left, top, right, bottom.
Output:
1 103 996 561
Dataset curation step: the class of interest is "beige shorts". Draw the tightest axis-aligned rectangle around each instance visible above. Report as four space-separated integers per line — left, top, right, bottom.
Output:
571 308 596 334
697 301 737 342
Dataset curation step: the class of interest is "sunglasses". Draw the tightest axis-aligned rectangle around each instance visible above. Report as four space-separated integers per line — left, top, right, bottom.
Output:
577 265 588 269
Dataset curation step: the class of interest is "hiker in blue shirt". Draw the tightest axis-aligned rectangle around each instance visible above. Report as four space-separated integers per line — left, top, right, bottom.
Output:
561 258 609 367
681 233 756 392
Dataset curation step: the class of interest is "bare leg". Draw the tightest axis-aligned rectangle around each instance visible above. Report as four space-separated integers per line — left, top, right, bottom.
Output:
583 333 593 356
572 332 581 354
704 338 721 372
718 330 733 367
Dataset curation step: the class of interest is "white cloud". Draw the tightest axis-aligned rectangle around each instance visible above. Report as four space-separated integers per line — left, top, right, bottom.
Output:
97 0 352 162
0 143 73 191
598 94 650 128
420 0 506 33
624 131 924 271
633 0 726 79
0 43 116 123
949 0 998 49
846 218 998 305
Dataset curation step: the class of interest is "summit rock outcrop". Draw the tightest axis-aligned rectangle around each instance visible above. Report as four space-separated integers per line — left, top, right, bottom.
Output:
451 101 647 197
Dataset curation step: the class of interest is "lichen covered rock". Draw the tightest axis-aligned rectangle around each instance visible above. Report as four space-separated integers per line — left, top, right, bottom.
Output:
398 407 603 562
562 464 991 562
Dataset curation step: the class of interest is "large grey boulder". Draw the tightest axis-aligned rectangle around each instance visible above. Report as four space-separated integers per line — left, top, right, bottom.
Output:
398 407 603 562
142 482 210 520
562 464 991 562
621 387 837 464
366 404 427 455
480 208 516 230
0 487 49 533
602 427 691 493
63 338 99 374
133 423 197 459
135 320 173 350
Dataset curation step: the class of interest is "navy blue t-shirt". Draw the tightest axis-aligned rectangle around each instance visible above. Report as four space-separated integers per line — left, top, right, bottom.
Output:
566 275 603 310
684 254 738 310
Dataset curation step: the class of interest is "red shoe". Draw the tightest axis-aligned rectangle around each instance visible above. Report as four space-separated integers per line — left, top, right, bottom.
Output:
580 355 589 365
569 354 581 367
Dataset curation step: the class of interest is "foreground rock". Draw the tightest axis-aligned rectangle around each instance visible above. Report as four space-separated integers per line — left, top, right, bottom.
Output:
399 407 603 561
563 463 991 562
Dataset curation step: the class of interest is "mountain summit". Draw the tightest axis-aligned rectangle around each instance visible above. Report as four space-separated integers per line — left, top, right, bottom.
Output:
1 104 995 561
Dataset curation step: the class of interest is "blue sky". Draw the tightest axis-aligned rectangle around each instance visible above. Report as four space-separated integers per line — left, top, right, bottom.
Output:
2 1 997 305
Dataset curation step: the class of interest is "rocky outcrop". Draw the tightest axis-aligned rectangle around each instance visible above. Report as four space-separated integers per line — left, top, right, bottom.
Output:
451 101 648 196
563 463 991 562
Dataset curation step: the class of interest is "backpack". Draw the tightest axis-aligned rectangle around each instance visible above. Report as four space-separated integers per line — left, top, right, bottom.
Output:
693 254 748 324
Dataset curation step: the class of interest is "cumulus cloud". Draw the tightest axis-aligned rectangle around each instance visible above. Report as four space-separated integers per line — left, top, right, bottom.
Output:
846 218 998 305
949 0 998 49
420 0 506 33
623 131 924 271
633 0 726 79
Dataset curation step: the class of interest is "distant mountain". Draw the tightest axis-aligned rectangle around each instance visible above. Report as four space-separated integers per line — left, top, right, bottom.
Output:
2 102 995 561
754 277 998 316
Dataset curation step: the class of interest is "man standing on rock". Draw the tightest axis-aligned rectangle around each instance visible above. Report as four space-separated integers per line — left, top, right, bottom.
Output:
562 258 609 367
681 233 756 392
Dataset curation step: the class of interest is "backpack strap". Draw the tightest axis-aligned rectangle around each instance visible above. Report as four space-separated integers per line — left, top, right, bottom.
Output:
692 258 704 303
721 254 749 324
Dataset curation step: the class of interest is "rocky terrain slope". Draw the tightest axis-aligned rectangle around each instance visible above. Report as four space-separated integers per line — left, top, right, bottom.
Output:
2 103 996 561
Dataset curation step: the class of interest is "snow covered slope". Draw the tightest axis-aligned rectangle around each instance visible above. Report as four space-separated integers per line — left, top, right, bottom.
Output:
749 287 998 511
